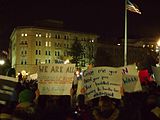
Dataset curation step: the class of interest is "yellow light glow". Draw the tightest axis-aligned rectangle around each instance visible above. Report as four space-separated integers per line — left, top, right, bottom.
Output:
157 38 160 46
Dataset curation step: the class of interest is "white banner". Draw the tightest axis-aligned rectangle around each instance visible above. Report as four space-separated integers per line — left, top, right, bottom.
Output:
122 64 142 92
38 64 75 95
83 66 122 101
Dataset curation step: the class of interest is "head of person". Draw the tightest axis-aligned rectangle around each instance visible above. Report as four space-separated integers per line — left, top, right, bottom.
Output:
18 89 35 103
98 96 116 112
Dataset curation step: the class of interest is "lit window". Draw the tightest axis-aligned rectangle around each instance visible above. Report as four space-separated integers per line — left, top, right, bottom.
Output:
91 39 94 42
151 45 154 48
46 33 48 38
45 41 48 46
25 34 27 36
49 41 51 47
147 45 149 47
36 34 38 37
39 34 41 37
21 33 24 37
49 33 51 38
143 45 145 48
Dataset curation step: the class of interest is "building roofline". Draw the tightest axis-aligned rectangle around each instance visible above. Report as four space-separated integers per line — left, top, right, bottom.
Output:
11 26 99 37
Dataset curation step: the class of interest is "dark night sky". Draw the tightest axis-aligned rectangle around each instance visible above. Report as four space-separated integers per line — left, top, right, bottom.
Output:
0 0 160 51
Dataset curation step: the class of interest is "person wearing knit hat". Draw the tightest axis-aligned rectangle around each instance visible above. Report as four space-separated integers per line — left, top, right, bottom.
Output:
12 89 36 120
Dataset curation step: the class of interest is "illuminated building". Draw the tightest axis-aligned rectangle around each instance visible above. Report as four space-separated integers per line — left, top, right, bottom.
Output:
10 23 98 74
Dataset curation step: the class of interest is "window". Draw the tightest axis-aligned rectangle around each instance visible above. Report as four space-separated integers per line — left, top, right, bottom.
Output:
25 50 27 54
36 33 41 37
21 33 27 37
58 51 60 56
36 50 38 55
25 41 27 45
48 59 51 63
39 34 41 37
64 35 69 40
39 41 41 46
55 51 57 56
21 60 23 65
36 59 38 65
48 51 51 55
55 34 60 39
46 33 48 38
45 41 48 46
45 59 47 63
24 60 27 64
39 50 41 55
49 33 51 38
45 51 47 55
49 41 51 47
55 51 60 56
36 41 38 46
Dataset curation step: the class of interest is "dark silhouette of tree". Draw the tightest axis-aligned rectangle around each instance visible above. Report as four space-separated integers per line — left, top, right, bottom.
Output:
0 59 11 76
70 40 83 67
6 67 16 77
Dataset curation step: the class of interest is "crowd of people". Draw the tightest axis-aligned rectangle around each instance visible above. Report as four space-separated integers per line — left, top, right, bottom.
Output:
0 76 160 120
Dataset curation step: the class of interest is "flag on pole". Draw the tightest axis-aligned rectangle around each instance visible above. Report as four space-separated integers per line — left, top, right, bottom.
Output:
127 0 141 14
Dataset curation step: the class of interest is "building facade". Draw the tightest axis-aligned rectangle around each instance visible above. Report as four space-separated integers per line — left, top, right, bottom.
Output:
10 26 98 75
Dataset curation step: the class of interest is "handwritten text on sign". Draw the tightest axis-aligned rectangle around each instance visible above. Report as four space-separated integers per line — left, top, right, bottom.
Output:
122 65 142 92
83 67 122 101
38 64 75 95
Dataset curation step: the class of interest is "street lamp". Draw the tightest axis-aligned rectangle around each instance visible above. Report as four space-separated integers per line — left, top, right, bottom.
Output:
157 38 160 65
0 59 5 65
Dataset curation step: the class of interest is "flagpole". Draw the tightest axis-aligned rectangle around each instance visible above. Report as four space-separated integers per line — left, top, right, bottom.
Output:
124 0 127 66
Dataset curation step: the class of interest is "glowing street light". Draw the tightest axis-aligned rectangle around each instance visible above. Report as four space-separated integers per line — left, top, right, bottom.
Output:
0 59 5 65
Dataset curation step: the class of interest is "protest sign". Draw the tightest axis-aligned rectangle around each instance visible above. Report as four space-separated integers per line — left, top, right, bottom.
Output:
0 75 18 104
122 65 142 92
83 67 122 101
27 73 38 80
152 66 160 85
38 64 75 95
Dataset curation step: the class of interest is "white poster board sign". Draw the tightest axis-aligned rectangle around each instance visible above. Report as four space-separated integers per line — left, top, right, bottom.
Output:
122 65 142 92
83 66 122 101
38 64 75 95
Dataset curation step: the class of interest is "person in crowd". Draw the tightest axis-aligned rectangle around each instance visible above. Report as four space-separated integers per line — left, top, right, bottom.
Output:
92 96 120 120
12 88 36 120
141 94 160 120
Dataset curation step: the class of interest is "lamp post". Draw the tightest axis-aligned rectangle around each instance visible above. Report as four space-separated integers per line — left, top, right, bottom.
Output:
157 39 160 65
